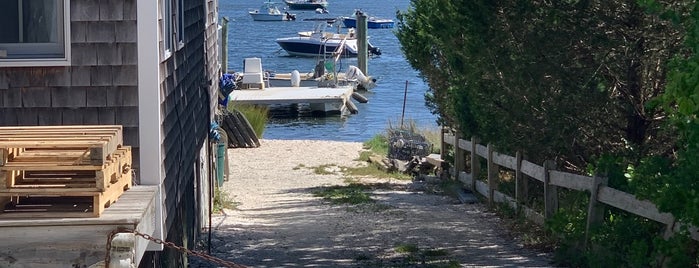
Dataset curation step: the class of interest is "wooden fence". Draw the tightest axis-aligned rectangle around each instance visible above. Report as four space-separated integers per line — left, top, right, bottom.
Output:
441 130 699 242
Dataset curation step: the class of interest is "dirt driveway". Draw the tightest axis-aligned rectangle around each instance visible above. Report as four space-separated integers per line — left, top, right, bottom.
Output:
201 140 554 267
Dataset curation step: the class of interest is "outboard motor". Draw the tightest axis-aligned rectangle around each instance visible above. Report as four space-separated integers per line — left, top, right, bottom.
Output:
368 45 382 56
346 65 376 90
285 12 296 21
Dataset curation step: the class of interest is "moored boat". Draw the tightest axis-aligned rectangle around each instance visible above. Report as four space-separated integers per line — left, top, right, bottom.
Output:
341 10 394 29
283 0 328 10
249 1 296 21
275 23 381 58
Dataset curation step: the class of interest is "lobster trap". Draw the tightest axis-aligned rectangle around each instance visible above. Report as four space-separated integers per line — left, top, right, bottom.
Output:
387 129 432 161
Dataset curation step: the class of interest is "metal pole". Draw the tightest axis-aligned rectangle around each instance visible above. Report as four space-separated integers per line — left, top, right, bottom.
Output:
401 80 408 128
356 11 368 75
221 17 229 73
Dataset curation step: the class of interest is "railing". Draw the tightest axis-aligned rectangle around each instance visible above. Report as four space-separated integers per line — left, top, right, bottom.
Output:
440 129 699 242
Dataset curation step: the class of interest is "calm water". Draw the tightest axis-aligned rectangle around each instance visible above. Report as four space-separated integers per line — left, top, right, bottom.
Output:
219 0 437 142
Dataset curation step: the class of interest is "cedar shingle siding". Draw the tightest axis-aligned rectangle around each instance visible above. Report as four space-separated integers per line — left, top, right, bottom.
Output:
0 0 218 266
0 0 140 167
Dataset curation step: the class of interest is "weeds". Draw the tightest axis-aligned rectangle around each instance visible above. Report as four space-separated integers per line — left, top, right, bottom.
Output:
213 186 238 213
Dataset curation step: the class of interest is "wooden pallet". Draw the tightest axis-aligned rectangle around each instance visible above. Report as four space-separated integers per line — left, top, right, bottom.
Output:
0 125 123 165
0 147 132 218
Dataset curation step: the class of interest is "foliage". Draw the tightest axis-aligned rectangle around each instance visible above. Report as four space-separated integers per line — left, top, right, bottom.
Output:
213 186 237 213
363 134 389 156
396 0 685 170
228 104 268 138
397 0 699 266
312 183 374 205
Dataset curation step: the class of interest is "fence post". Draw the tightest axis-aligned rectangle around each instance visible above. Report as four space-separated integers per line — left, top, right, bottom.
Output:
585 175 608 249
453 130 465 181
543 160 558 219
440 127 447 162
487 143 497 207
515 151 526 205
470 136 479 191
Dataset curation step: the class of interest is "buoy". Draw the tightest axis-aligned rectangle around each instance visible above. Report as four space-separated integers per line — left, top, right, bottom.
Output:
344 100 359 114
290 70 300 87
351 92 368 103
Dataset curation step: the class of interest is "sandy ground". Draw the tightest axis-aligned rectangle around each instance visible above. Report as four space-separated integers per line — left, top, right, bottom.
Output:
197 139 554 267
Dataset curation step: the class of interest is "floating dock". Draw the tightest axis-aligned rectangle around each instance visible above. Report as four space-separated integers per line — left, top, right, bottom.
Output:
229 85 357 115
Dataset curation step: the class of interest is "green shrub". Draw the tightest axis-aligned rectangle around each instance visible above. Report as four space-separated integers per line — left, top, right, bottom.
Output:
228 104 268 139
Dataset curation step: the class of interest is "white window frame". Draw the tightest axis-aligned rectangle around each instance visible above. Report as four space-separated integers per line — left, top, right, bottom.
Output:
160 0 185 61
0 0 71 67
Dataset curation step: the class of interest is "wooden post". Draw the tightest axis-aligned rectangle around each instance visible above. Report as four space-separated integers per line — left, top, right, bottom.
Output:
487 143 497 207
439 127 446 162
470 136 479 191
585 175 608 249
453 131 464 181
221 17 229 73
0 148 7 167
543 160 558 219
515 151 525 205
356 11 368 75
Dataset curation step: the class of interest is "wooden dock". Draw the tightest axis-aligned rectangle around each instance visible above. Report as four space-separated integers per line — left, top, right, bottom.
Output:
229 85 357 115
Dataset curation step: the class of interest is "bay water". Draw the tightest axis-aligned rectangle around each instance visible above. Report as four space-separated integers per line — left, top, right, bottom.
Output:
219 0 437 142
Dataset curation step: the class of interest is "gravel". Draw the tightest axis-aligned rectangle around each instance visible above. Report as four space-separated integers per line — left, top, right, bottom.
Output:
196 139 554 267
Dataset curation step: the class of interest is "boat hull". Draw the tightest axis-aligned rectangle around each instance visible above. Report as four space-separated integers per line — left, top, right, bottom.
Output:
249 11 295 21
275 37 359 57
284 0 328 10
341 17 395 29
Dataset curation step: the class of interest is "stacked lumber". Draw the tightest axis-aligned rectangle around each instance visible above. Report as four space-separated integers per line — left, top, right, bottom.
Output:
0 125 132 218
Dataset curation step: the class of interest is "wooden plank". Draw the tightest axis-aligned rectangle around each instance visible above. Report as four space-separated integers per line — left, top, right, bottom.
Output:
543 160 558 220
453 131 464 177
443 133 455 146
585 176 608 248
492 151 517 170
475 144 488 158
521 160 544 182
0 185 156 267
549 170 594 191
0 148 6 166
597 186 675 225
457 137 471 152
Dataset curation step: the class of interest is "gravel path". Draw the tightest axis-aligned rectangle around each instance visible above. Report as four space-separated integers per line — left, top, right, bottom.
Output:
201 139 554 267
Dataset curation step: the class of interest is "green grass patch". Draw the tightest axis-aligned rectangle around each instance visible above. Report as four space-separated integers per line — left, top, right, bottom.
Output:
312 183 375 205
228 104 268 138
395 243 420 253
312 164 338 175
344 163 413 180
363 134 389 156
213 186 238 213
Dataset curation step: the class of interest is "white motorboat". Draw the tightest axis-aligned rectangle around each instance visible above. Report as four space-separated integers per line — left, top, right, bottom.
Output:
249 1 296 21
275 23 381 57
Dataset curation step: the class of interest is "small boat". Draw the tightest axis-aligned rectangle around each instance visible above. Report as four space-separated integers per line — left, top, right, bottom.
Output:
283 0 328 10
341 10 394 29
275 23 381 58
249 1 296 21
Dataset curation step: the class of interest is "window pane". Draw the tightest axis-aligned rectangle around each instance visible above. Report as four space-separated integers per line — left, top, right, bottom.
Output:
23 0 57 43
0 0 20 43
0 0 65 60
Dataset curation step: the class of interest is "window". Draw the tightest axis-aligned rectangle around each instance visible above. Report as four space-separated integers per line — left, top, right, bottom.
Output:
161 0 185 60
0 0 70 66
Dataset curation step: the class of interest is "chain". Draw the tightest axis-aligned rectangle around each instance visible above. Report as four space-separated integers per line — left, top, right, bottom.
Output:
105 227 247 268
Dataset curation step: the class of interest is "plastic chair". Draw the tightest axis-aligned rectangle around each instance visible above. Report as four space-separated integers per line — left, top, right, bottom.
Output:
241 57 265 89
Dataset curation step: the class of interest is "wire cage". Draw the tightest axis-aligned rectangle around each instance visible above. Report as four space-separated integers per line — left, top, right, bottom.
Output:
387 129 432 161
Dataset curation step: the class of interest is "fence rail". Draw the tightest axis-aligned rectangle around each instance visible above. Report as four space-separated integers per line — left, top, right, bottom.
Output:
441 131 699 242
